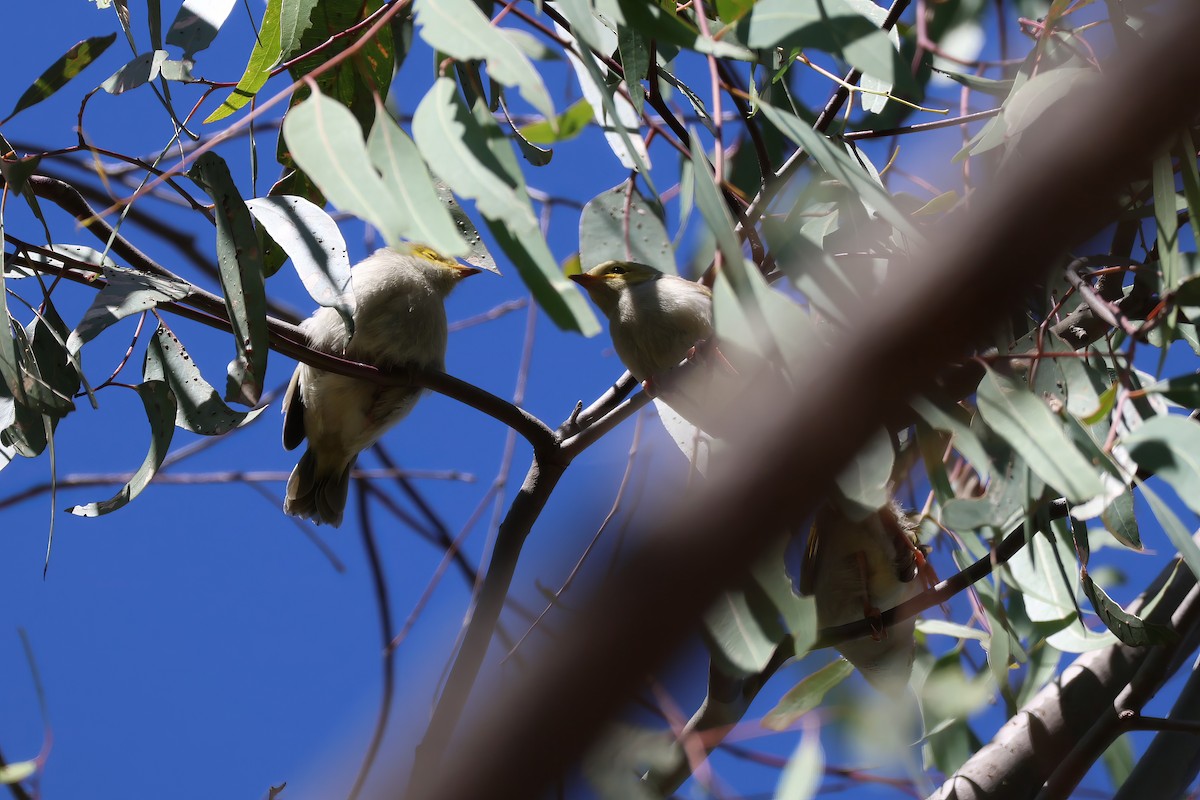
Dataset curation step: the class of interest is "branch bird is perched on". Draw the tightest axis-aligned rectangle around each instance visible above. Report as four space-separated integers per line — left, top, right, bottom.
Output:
283 247 480 526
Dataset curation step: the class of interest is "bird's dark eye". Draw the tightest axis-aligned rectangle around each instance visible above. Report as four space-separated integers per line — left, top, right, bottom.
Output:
609 265 627 275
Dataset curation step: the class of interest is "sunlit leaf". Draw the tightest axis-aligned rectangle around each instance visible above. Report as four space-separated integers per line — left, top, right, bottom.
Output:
414 0 557 123
3 34 117 123
762 659 853 730
245 194 354 333
518 98 593 145
366 98 472 258
204 0 281 122
413 79 599 335
1124 415 1200 516
166 0 236 58
976 368 1104 503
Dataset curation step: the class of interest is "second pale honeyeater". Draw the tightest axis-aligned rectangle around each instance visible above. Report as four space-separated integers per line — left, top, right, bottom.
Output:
282 247 480 527
572 259 926 691
801 502 929 695
569 260 746 435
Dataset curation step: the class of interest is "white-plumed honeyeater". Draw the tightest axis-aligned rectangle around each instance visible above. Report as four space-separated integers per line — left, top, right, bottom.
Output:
801 502 929 695
283 247 479 527
570 260 750 435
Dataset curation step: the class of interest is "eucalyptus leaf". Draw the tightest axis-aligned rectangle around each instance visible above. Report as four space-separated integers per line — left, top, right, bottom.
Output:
976 368 1104 503
776 729 824 800
188 152 268 406
1081 569 1178 646
703 586 779 677
245 194 354 333
165 0 236 58
203 0 281 122
66 266 192 354
758 102 920 240
1124 415 1200 516
762 659 853 730
67 380 176 517
413 0 557 123
144 325 268 435
414 79 598 335
578 184 675 273
4 34 117 123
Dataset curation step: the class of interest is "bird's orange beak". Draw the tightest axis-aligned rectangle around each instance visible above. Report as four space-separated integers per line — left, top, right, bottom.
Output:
455 265 482 279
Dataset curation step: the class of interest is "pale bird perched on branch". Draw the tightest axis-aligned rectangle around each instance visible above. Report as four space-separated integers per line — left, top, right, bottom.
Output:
570 260 748 436
283 247 480 527
801 502 931 695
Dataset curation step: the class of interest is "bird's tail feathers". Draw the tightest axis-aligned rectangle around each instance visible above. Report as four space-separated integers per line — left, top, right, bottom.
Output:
284 449 354 527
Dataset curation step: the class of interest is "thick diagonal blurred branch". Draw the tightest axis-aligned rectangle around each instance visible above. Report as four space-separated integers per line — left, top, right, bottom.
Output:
397 3 1200 798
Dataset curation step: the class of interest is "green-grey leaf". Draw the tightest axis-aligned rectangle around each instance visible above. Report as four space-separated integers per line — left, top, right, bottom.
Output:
282 89 407 249
835 427 894 519
911 396 991 481
102 50 166 94
703 587 779 677
775 728 824 800
433 181 499 274
1082 569 1178 646
1147 373 1200 408
413 0 556 122
689 136 743 276
617 25 648 116
245 194 354 333
188 152 268 406
758 102 919 240
145 325 267 435
366 98 471 257
414 80 598 334
762 658 853 730
4 34 117 123
1124 415 1200 516
1100 489 1142 550
166 0 236 58
518 98 593 145
67 380 176 517
1139 479 1200 582
578 184 675 273
279 0 319 59
1006 523 1078 623
740 0 905 89
976 368 1104 502
66 266 192 354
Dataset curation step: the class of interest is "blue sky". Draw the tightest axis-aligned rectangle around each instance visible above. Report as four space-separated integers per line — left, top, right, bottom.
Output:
0 2 1192 799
